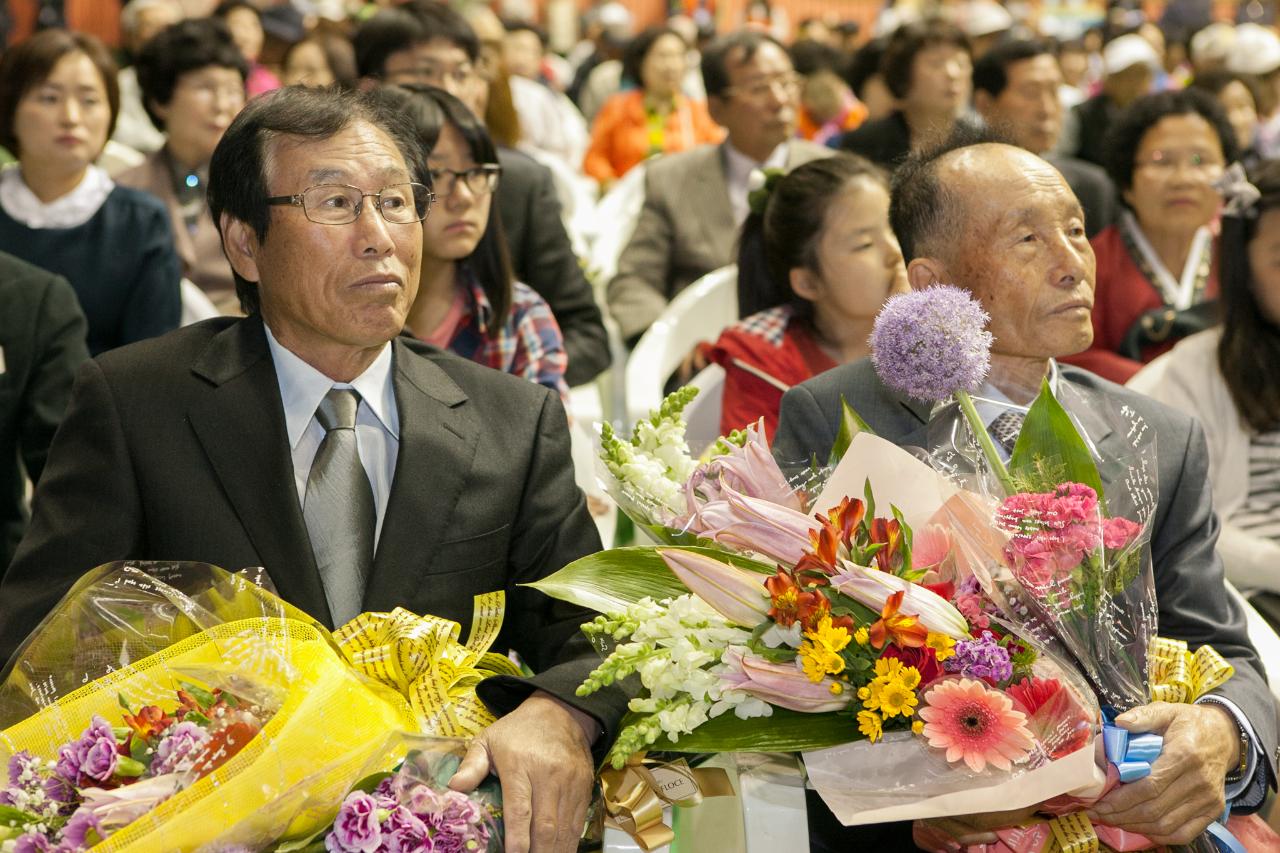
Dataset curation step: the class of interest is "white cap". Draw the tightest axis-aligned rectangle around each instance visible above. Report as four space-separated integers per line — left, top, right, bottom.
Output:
962 1 1013 38
1190 22 1236 66
1103 34 1160 75
1228 24 1280 76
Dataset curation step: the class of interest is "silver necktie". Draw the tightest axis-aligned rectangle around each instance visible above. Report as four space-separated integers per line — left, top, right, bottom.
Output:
989 410 1026 455
303 388 375 627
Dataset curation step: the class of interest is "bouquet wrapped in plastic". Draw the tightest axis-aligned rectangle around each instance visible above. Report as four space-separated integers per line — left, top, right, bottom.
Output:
0 562 511 851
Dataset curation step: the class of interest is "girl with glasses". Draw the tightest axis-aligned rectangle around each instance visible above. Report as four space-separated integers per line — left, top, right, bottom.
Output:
384 84 569 399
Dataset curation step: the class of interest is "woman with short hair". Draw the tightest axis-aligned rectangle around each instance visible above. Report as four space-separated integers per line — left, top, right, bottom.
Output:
0 29 180 355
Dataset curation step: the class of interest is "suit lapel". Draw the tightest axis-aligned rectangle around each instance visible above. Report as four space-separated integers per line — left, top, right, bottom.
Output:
693 145 736 263
361 340 478 612
186 317 332 622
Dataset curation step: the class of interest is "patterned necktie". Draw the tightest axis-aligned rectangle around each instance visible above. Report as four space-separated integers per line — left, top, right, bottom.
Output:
989 410 1026 456
303 388 375 627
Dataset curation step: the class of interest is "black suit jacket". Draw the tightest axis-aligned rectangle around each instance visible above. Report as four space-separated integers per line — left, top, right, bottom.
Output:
775 359 1279 787
0 316 626 745
495 147 609 387
838 111 912 169
1046 153 1117 239
0 252 88 571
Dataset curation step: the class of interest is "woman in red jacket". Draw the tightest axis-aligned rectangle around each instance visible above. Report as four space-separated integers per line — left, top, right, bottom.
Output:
705 154 908 441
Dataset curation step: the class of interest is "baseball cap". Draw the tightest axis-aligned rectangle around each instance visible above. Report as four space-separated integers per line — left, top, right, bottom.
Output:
1228 24 1280 76
1103 33 1160 75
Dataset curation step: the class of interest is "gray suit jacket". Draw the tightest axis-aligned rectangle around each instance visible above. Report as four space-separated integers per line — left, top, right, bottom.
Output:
775 358 1279 789
607 139 832 343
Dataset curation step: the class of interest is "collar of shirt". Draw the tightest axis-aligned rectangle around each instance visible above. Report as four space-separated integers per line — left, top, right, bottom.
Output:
0 164 114 229
724 140 789 226
263 323 400 448
973 359 1062 429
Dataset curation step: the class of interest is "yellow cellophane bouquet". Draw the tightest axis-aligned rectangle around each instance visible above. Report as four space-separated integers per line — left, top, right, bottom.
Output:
0 561 514 851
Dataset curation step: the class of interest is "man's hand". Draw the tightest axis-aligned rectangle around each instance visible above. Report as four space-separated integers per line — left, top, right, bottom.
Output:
1085 701 1239 844
449 691 597 853
675 344 710 386
916 805 1042 848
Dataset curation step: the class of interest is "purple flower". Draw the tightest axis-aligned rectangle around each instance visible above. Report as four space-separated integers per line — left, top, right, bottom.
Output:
56 716 120 785
78 738 119 784
383 808 434 853
944 631 1013 682
12 833 52 853
870 285 993 402
405 783 445 817
60 806 106 849
8 751 39 786
151 721 211 775
325 791 383 853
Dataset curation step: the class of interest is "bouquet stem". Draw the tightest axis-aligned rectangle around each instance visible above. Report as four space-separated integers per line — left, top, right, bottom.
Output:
955 391 1016 494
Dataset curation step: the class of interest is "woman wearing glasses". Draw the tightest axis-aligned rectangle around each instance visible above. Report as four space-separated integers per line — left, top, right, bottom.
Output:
1063 89 1237 384
385 84 569 399
0 29 180 356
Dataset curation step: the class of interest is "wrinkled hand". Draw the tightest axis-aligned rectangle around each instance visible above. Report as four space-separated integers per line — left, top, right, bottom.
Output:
675 344 710 386
1086 701 1239 845
916 805 1042 848
449 690 597 853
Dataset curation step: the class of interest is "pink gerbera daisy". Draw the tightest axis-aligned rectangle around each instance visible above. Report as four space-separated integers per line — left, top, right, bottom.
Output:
918 678 1035 772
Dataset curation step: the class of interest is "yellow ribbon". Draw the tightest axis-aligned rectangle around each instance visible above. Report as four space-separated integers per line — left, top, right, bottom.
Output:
1045 812 1099 853
1149 637 1234 705
333 592 520 737
598 754 735 852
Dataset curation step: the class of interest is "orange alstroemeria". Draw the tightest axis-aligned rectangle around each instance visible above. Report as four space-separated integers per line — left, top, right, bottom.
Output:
766 568 831 630
869 517 904 574
868 589 929 649
825 497 866 547
122 705 174 741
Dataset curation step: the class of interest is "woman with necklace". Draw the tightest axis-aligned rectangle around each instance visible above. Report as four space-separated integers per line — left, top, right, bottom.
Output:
118 18 247 314
1064 88 1237 384
583 26 722 187
703 153 909 442
0 29 180 356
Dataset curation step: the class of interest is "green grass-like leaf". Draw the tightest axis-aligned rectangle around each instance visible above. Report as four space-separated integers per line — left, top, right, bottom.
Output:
524 546 776 614
829 396 876 466
1010 379 1105 503
635 708 856 754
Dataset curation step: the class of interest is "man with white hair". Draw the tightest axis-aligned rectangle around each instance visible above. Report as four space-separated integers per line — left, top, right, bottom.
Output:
113 0 185 155
1057 33 1159 166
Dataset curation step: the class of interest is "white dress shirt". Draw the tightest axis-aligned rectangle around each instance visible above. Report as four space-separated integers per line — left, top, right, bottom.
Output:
723 140 789 228
264 325 400 546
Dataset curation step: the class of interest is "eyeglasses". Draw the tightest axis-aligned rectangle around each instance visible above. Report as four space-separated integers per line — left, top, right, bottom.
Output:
178 79 245 103
384 61 477 89
1135 150 1225 178
722 72 803 101
429 165 502 197
266 183 434 225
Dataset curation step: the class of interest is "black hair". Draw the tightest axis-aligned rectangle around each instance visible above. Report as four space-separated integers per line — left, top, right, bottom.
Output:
1189 69 1265 114
621 26 683 90
211 0 259 22
381 83 514 327
790 38 845 76
737 153 888 321
701 30 785 98
1219 159 1280 432
135 18 247 131
972 38 1053 98
282 30 359 90
844 35 887 100
207 86 429 314
354 3 479 79
881 19 971 100
889 121 1010 262
1104 88 1239 194
502 19 548 47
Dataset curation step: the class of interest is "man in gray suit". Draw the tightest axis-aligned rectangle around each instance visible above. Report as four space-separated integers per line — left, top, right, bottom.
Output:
775 132 1276 849
607 31 831 345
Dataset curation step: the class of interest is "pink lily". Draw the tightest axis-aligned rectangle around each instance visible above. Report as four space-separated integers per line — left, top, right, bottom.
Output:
691 421 805 510
681 485 817 566
719 648 851 712
660 548 771 627
831 563 971 640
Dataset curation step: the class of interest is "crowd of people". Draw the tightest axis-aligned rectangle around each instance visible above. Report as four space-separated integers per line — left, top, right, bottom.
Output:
3 0 1280 850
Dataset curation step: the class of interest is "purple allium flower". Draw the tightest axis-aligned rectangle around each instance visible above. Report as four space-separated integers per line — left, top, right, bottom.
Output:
870 285 993 402
60 806 106 849
12 833 52 853
325 791 383 853
151 721 211 775
944 631 1013 682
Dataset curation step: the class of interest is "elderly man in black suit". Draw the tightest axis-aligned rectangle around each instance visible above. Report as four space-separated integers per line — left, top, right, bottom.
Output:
775 129 1276 850
0 87 614 853
0 252 87 571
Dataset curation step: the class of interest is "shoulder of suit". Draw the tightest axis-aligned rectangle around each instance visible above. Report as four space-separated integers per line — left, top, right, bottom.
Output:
1060 363 1197 437
95 316 237 378
395 335 552 404
790 139 836 166
645 143 721 180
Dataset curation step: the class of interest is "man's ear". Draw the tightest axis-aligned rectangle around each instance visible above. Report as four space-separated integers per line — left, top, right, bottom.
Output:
707 95 728 129
906 257 948 291
221 213 261 284
972 89 993 119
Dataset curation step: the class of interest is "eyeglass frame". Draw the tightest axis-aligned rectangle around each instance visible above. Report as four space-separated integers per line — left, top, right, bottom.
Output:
1134 149 1226 178
720 71 804 101
380 60 479 89
428 164 503 197
265 182 436 225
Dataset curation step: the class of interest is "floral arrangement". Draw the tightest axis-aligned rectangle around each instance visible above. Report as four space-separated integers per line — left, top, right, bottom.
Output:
0 683 273 851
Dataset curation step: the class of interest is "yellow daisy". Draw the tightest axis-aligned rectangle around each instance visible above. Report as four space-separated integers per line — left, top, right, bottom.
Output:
877 678 919 719
926 632 957 662
873 657 904 680
899 665 922 691
912 720 924 735
799 616 852 682
853 626 870 646
857 709 883 743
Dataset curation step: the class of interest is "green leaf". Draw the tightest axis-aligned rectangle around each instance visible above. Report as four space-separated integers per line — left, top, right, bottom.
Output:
863 479 877 523
1009 380 1105 504
524 546 775 614
351 771 394 794
829 396 876 466
177 681 216 709
0 805 41 828
130 733 149 764
117 692 133 713
115 756 147 778
641 708 857 754
183 711 211 726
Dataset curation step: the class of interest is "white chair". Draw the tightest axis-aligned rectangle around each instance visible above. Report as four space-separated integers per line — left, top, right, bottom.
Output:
586 163 648 287
1227 581 1280 707
624 265 738 425
179 279 221 327
683 364 726 444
